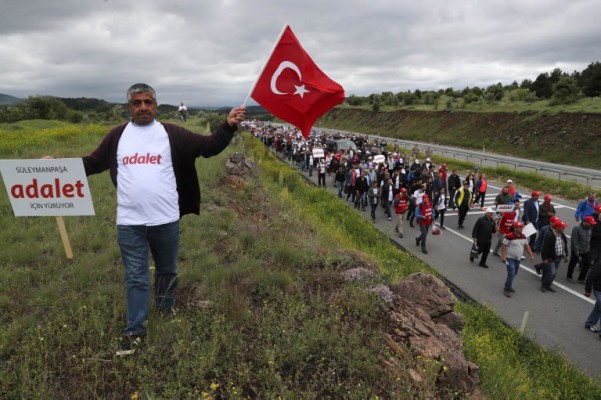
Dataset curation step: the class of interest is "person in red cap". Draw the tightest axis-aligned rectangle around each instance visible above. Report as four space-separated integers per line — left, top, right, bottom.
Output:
415 194 434 254
567 215 597 282
501 221 535 297
523 190 541 248
538 194 556 228
540 219 569 292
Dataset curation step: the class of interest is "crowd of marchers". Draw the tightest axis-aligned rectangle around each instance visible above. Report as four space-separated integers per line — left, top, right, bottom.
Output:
243 120 601 339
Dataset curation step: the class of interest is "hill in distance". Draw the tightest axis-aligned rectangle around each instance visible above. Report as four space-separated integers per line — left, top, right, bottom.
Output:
0 93 23 105
1 92 269 117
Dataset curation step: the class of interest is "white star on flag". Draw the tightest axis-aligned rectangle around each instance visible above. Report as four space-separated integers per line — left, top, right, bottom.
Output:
293 84 309 98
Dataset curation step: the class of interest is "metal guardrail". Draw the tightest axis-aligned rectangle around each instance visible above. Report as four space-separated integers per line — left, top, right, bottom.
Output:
391 139 601 188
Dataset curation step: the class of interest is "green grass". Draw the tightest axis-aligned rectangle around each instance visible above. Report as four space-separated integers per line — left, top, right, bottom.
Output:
1 121 600 398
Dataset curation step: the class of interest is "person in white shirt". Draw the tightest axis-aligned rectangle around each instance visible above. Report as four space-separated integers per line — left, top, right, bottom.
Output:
178 102 188 121
80 83 246 355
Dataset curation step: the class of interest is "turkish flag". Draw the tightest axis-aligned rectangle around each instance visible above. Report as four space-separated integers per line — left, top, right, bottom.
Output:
251 25 345 138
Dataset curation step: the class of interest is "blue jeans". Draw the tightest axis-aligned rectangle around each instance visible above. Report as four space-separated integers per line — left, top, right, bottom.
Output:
118 220 180 336
336 180 345 197
541 257 561 289
504 258 520 290
585 290 601 330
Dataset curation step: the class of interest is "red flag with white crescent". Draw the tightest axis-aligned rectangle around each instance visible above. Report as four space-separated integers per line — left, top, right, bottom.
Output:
251 25 345 138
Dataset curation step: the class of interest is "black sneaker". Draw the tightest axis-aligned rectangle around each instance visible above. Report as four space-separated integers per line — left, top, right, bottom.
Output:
157 307 177 317
116 335 144 356
585 324 601 333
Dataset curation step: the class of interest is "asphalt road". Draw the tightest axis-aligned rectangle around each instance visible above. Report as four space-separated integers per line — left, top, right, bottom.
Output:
285 158 601 382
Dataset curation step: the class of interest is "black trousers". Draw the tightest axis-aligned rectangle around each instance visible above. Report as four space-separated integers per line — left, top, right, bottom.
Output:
458 205 469 226
477 242 492 265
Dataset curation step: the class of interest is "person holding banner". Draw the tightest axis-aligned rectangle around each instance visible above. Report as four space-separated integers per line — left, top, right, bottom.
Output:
80 83 246 355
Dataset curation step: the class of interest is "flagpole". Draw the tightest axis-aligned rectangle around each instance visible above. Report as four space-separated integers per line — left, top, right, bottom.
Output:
243 23 289 107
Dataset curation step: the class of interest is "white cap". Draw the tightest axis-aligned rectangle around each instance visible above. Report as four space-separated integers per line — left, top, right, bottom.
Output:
485 207 495 213
426 157 431 162
507 179 513 183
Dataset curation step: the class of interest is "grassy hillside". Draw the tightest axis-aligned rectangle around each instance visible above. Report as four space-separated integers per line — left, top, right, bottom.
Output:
1 120 600 398
318 108 601 169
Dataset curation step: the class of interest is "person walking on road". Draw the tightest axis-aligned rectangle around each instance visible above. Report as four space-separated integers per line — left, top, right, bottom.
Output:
433 187 447 229
494 185 513 207
447 170 461 210
471 207 497 268
540 219 569 293
589 205 601 264
538 194 556 228
367 181 381 222
584 260 601 335
393 187 409 238
566 216 596 282
575 192 598 222
415 194 434 254
473 173 487 210
454 181 472 229
501 221 535 297
523 190 541 248
493 197 520 256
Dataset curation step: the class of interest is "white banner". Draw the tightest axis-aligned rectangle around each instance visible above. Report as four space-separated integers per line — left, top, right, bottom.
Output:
522 223 537 238
0 158 95 216
312 148 324 158
495 204 515 214
373 154 386 164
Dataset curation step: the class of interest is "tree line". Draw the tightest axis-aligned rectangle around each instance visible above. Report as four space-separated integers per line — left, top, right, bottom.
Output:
347 61 601 111
0 95 272 125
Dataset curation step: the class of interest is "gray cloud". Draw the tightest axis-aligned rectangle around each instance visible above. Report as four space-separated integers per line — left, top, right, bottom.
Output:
0 0 598 106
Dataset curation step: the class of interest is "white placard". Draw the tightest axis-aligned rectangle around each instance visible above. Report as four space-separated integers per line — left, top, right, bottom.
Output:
495 204 515 213
522 223 537 238
0 158 95 216
312 148 324 158
373 154 386 164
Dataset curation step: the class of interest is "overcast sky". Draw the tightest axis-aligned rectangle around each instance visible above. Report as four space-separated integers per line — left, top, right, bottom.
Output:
0 0 599 107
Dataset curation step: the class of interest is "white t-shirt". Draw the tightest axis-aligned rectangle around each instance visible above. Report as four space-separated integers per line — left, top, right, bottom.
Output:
116 121 179 226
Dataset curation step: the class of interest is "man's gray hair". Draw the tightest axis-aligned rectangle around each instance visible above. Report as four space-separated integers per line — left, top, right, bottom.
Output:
127 83 156 103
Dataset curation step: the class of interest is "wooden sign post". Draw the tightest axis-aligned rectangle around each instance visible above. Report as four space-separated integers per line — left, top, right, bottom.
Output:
0 158 95 259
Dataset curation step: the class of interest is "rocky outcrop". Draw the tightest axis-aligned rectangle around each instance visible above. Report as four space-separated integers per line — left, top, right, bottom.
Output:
386 272 481 399
225 152 258 179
